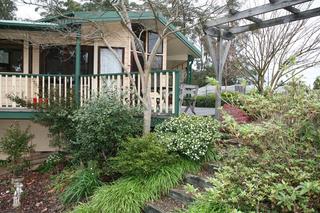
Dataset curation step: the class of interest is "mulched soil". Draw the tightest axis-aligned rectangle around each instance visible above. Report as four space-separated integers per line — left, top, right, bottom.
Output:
0 168 64 213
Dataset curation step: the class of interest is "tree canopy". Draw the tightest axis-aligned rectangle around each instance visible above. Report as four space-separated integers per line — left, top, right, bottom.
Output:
0 0 17 20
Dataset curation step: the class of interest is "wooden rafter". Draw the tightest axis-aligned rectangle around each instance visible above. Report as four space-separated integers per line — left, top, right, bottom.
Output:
229 7 320 34
206 0 312 27
269 0 301 14
229 9 262 24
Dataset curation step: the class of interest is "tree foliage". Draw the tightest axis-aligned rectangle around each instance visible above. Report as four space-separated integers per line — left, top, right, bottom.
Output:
0 0 16 20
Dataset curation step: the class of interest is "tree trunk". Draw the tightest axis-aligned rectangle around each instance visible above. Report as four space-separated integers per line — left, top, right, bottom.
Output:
143 106 152 135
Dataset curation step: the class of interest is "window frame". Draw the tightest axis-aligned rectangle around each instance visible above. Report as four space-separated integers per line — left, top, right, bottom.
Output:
98 47 125 74
0 40 24 73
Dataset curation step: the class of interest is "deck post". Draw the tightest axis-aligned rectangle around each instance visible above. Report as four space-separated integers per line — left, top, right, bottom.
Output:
186 55 194 84
174 70 181 116
75 29 81 105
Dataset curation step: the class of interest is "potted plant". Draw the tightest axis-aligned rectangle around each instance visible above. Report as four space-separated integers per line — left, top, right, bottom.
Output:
0 124 35 208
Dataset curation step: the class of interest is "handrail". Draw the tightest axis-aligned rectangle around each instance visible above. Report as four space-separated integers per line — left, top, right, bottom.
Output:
0 70 180 78
0 73 74 77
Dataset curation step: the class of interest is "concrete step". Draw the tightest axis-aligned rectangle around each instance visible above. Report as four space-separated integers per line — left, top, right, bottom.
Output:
184 174 212 189
169 189 194 205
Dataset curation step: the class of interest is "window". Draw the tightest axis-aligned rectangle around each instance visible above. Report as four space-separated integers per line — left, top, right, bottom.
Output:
0 40 23 73
40 45 93 75
130 25 165 72
99 48 124 74
148 32 163 54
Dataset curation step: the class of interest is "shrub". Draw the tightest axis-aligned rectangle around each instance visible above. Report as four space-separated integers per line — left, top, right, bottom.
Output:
71 159 200 213
59 161 103 205
0 124 34 176
155 114 221 160
71 90 142 162
36 152 65 173
190 92 241 108
109 134 178 177
185 86 320 212
8 90 77 150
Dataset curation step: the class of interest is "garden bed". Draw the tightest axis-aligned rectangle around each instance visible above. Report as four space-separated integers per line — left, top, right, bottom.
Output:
0 170 63 213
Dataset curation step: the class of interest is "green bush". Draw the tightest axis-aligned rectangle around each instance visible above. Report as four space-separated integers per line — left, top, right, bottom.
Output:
191 92 241 108
36 152 65 173
60 161 103 205
0 124 34 176
186 86 320 212
71 159 200 213
72 90 142 162
109 134 178 177
8 90 77 150
155 114 221 160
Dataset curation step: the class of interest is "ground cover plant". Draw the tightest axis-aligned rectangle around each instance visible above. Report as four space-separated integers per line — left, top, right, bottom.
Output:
185 84 320 212
71 159 200 213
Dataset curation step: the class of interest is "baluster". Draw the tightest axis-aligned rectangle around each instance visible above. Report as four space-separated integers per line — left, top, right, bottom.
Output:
172 72 176 114
165 72 169 113
159 73 163 113
5 75 8 107
0 75 2 108
59 76 62 103
153 73 157 112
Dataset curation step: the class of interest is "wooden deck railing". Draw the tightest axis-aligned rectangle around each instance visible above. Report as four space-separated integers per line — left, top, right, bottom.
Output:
0 70 180 115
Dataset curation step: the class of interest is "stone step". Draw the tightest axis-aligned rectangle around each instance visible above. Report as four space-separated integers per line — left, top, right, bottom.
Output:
203 163 219 175
169 189 194 205
143 204 165 213
184 174 212 189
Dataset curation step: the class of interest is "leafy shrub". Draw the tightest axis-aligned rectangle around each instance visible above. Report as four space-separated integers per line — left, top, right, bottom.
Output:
59 161 103 204
155 114 221 160
8 90 77 150
109 134 178 177
72 90 142 162
71 159 200 213
37 152 65 173
186 86 320 212
189 92 240 108
0 124 34 176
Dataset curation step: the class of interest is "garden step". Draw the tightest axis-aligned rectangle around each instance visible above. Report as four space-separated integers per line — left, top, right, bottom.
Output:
143 204 166 213
144 195 187 213
203 163 219 175
169 189 194 204
184 174 212 189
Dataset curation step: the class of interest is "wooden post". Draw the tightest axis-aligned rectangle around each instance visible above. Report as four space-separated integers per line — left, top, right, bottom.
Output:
187 55 194 84
75 29 81 105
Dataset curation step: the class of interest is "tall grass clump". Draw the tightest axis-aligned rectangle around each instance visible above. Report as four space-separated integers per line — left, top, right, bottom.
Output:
71 159 200 213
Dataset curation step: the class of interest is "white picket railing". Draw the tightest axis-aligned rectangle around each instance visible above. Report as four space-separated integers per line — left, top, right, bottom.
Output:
0 71 180 115
0 74 74 109
80 71 179 114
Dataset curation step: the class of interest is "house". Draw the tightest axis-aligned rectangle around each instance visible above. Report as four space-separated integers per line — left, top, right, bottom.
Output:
0 11 201 155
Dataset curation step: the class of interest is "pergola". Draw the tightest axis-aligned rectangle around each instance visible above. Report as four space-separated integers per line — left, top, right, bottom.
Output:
205 0 320 119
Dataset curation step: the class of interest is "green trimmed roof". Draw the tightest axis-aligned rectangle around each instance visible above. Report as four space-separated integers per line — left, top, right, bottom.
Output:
0 20 60 30
0 12 201 58
41 11 201 58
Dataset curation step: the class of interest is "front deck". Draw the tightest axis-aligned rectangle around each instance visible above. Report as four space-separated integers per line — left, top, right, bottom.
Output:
0 70 181 119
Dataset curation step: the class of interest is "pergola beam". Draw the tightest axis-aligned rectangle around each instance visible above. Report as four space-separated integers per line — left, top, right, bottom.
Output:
270 0 301 14
230 9 262 24
207 0 311 27
229 7 320 34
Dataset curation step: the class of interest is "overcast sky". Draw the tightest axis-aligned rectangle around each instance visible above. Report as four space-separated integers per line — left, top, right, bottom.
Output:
14 0 320 86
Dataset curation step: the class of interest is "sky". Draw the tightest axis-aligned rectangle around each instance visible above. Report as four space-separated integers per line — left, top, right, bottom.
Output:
14 0 320 86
